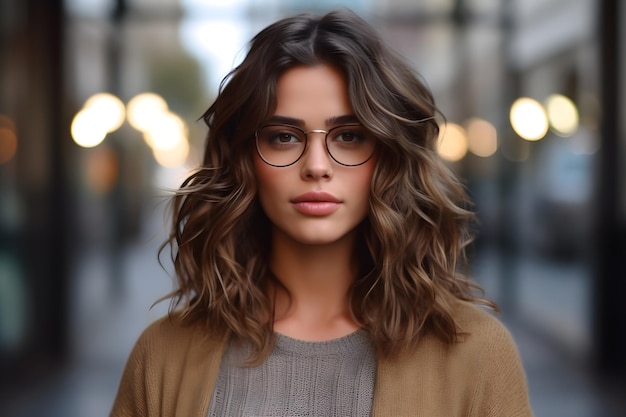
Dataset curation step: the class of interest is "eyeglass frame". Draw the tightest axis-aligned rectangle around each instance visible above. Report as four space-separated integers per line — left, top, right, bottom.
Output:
254 123 377 168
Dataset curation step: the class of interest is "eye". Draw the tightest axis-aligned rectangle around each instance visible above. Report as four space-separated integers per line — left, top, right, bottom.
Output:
259 126 305 146
330 126 368 144
335 131 362 142
270 131 300 144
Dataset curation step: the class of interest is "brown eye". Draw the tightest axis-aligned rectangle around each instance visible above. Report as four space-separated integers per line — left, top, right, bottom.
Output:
332 131 365 143
270 132 301 144
329 125 370 145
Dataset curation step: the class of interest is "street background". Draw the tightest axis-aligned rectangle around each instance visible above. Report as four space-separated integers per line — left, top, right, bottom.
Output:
1 1 625 416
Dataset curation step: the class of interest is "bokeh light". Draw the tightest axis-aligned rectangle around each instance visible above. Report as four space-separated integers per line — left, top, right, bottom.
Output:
0 128 18 164
437 122 468 162
0 115 18 164
545 94 579 136
70 92 189 167
130 97 190 168
84 145 120 195
465 117 498 157
142 112 187 151
153 136 190 168
71 108 108 148
127 93 169 133
83 93 126 133
72 92 126 148
510 97 549 141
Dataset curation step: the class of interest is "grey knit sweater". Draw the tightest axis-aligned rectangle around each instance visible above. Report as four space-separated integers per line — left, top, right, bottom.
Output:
207 330 376 417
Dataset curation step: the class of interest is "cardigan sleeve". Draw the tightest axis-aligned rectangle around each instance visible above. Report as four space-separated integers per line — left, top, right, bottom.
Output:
468 315 534 417
109 320 158 417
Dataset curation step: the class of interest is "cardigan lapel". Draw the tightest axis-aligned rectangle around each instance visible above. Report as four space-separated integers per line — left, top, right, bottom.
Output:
371 336 446 417
173 331 228 417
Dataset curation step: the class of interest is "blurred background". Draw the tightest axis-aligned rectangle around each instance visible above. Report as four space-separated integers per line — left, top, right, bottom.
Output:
0 0 625 416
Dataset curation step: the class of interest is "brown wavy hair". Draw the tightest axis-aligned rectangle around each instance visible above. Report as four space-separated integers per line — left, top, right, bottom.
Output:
161 8 496 362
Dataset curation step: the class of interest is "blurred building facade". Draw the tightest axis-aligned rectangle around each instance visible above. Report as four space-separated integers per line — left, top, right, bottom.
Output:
0 0 624 415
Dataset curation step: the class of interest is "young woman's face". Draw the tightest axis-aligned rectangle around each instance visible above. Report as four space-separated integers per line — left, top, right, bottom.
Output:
253 64 377 247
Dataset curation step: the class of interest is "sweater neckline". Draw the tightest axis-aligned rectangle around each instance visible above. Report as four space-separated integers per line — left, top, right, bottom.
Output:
274 329 371 355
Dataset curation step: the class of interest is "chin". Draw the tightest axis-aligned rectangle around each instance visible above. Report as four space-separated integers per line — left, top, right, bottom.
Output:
297 235 346 246
282 225 358 247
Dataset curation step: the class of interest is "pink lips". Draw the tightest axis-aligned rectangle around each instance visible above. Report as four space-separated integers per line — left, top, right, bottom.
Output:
291 192 341 216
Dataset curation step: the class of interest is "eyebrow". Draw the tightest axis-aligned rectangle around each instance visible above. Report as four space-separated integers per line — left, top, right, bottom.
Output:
265 114 360 127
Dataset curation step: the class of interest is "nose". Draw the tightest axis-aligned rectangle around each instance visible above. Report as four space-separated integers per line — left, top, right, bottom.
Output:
300 132 333 180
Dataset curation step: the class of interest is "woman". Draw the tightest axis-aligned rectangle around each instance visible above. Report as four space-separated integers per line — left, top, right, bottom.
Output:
111 9 533 417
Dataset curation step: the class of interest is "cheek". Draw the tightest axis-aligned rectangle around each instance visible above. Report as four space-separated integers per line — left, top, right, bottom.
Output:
358 158 377 200
253 154 282 205
253 155 269 193
348 160 376 216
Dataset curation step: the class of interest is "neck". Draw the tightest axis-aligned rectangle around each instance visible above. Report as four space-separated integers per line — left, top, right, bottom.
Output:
268 228 361 340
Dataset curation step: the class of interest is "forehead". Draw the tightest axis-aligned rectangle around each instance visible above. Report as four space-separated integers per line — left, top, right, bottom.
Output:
273 64 353 126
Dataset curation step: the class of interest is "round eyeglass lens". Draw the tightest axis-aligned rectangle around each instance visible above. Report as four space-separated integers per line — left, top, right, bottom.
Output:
256 125 306 167
325 124 375 166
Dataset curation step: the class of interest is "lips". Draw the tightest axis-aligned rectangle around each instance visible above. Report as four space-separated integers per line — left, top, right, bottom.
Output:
291 191 341 204
291 192 341 216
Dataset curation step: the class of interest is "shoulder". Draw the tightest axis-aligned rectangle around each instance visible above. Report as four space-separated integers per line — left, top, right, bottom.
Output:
438 300 523 373
110 314 227 417
133 313 228 378
378 300 520 375
373 301 533 416
453 300 514 347
136 314 203 345
130 313 226 363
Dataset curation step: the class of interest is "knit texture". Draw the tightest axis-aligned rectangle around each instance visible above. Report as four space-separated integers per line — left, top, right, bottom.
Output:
110 300 534 417
207 330 375 416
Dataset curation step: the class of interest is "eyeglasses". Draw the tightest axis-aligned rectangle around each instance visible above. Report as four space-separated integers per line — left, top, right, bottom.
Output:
255 123 376 167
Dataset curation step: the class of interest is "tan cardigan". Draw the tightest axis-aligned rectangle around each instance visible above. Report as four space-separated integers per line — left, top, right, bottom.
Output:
110 301 533 416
